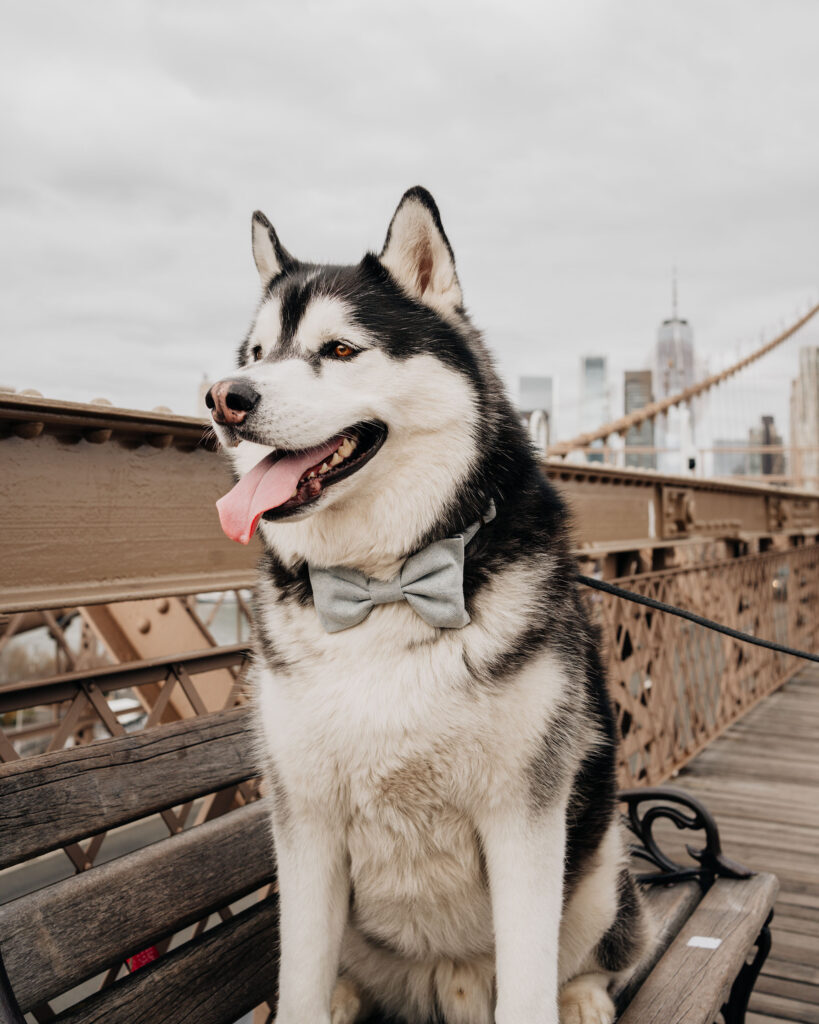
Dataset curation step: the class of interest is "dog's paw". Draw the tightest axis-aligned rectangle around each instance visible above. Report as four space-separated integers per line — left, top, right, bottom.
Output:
559 973 615 1024
330 976 366 1024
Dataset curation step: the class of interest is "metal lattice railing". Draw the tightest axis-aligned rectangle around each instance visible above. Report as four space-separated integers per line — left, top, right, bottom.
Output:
3 546 817 787
591 543 819 786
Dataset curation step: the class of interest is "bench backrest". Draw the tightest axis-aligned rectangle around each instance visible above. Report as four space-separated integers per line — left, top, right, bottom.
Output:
0 708 278 1024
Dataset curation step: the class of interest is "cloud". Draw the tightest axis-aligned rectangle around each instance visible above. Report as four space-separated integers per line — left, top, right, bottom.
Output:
1 0 817 444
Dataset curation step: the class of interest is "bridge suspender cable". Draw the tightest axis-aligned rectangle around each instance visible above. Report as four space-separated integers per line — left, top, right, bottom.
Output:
548 301 819 458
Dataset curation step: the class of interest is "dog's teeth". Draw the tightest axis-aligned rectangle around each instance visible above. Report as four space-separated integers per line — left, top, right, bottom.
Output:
319 462 330 474
330 451 343 466
339 438 354 457
308 470 317 479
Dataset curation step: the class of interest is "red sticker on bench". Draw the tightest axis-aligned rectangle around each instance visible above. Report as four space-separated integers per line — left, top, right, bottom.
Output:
127 946 160 972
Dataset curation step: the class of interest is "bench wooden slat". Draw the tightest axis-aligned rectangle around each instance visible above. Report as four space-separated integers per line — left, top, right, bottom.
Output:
0 707 256 869
613 878 703 1008
51 898 279 1024
0 801 275 1013
618 872 779 1024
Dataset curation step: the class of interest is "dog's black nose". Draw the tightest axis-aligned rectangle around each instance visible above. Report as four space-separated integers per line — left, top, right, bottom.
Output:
206 379 260 426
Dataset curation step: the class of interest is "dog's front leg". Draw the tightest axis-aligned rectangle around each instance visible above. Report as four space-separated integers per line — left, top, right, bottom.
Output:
477 796 568 1024
273 812 349 1024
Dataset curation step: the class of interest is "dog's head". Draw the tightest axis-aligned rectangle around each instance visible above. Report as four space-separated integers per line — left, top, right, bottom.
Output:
209 187 503 574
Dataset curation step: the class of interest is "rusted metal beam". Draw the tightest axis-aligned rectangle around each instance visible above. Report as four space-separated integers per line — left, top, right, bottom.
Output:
0 397 258 612
81 596 243 717
2 395 819 613
0 393 210 447
543 460 819 554
0 644 248 714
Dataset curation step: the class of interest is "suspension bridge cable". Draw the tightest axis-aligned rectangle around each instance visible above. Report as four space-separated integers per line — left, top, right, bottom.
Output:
549 301 819 457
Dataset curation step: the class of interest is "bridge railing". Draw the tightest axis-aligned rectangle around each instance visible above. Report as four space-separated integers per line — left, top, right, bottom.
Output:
2 395 818 779
590 544 818 785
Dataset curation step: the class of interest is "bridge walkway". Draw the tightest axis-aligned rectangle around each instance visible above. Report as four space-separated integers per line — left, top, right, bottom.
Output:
673 664 819 1023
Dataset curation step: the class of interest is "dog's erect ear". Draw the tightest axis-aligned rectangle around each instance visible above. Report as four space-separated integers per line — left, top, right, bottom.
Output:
251 211 295 284
379 187 462 317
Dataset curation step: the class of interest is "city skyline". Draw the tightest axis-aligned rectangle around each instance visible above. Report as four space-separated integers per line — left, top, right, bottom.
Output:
515 319 818 490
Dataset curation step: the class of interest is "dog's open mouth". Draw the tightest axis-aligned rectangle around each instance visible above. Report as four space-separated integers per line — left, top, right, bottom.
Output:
216 421 387 544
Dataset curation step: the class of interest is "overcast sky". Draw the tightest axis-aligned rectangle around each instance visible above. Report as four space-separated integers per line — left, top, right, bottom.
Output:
2 0 818 443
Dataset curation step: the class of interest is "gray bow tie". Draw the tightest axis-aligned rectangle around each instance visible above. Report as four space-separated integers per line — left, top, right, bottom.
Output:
308 502 496 633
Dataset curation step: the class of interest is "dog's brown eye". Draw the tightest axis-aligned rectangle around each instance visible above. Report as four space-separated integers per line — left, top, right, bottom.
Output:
251 345 263 362
333 343 354 359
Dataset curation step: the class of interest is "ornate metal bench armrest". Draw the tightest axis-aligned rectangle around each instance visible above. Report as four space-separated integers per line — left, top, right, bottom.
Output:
618 786 754 887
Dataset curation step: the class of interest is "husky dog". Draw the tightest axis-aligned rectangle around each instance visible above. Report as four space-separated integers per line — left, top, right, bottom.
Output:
207 188 647 1024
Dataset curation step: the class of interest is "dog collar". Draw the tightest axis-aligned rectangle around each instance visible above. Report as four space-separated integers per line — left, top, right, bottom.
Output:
308 501 496 633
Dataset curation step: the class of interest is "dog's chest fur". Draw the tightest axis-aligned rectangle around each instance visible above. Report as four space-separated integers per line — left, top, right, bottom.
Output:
253 564 569 959
346 741 493 958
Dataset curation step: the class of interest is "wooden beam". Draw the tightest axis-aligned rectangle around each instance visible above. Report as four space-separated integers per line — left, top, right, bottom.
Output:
0 707 254 868
51 898 279 1024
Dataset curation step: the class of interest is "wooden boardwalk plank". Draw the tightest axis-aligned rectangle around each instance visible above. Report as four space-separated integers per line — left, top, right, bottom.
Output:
748 1014 805 1024
749 992 819 1023
674 667 819 1021
764 959 819 985
755 974 819 1005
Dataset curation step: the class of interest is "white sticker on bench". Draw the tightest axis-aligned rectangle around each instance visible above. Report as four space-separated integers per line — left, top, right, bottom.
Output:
687 936 722 949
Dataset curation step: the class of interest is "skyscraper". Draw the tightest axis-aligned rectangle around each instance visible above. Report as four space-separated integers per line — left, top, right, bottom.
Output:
749 415 784 478
654 320 695 399
653 273 696 473
653 272 695 398
790 347 819 487
579 356 609 463
624 370 655 469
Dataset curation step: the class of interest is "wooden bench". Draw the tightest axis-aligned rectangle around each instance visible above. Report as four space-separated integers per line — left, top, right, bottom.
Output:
0 709 778 1024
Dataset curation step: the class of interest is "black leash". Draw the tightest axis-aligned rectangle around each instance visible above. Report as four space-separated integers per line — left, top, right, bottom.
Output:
577 574 819 665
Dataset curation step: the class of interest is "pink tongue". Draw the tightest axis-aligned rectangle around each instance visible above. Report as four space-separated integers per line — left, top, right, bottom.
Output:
216 438 342 544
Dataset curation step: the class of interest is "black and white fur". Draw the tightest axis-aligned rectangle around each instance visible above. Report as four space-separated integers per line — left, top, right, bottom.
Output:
209 188 648 1024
